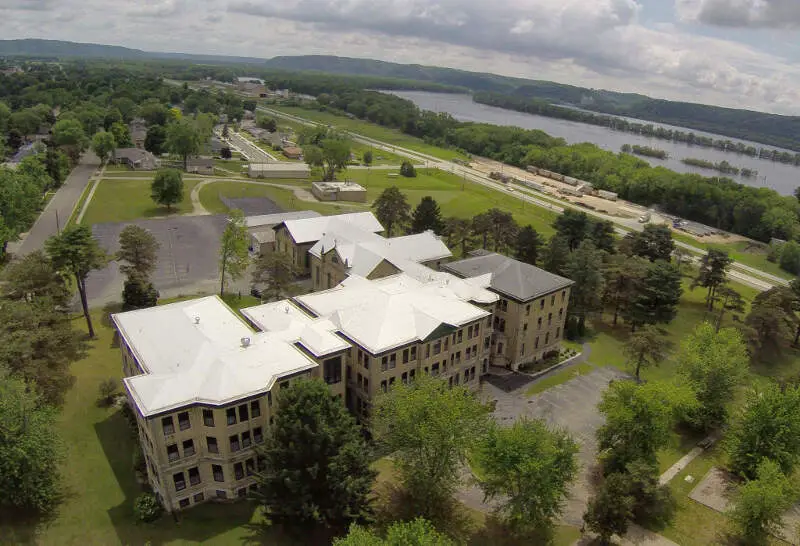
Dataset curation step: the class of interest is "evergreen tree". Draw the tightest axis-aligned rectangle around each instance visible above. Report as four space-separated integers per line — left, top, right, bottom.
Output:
373 186 411 237
591 220 616 253
564 241 605 335
410 196 445 235
471 213 493 249
117 225 160 278
253 379 376 528
542 235 571 276
744 287 796 354
400 161 416 177
122 275 159 311
623 325 670 382
443 217 473 258
553 209 591 251
624 225 674 263
583 473 635 545
514 225 543 265
625 260 683 330
602 254 649 326
693 249 733 311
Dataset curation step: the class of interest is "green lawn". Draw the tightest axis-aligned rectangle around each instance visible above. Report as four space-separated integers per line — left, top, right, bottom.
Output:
349 142 408 166
198 181 358 216
80 178 201 225
213 159 248 173
267 105 470 162
341 168 559 237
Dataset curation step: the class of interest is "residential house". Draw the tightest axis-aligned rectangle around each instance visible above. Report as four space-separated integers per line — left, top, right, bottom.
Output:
281 146 303 160
130 118 147 150
186 157 215 175
443 251 573 370
113 148 159 170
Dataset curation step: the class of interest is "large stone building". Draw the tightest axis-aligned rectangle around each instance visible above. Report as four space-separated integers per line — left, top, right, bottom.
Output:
443 251 573 370
114 269 498 512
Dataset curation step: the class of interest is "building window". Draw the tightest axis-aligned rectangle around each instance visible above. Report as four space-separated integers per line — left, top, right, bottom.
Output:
467 325 473 339
203 409 215 427
402 349 409 363
250 400 261 418
182 439 195 457
173 472 186 491
179 498 190 509
535 337 540 349
230 434 240 452
226 408 237 426
409 369 416 380
238 488 247 498
234 462 244 480
254 427 263 444
548 313 552 326
559 308 563 318
523 323 528 331
454 372 460 385
545 333 550 344
346 365 352 381
381 380 387 393
432 363 440 376
242 430 252 449
178 411 190 431
537 317 542 330
363 377 369 391
426 344 431 358
401 372 408 384
207 436 218 454
189 466 201 486
389 377 395 387
526 304 531 316
326 272 332 288
466 347 471 360
324 356 342 384
444 337 449 351
381 356 388 371
167 443 179 462
497 342 504 355
484 336 490 349
457 330 463 343
267 392 272 407
562 290 566 301
433 341 441 355
162 416 175 436
551 295 556 306
212 465 224 482
238 404 249 422
246 458 255 476
216 489 227 499
521 344 525 356
556 327 561 339
194 492 205 502
389 353 396 369
410 346 417 361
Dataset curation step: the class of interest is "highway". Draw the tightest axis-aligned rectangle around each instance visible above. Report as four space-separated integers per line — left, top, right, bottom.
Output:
258 106 786 292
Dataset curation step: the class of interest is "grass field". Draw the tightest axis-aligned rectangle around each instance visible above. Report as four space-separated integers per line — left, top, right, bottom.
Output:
80 178 201 225
267 105 470 162
349 142 408 166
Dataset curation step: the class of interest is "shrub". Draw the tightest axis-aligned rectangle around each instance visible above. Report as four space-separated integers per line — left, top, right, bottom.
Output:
400 161 416 178
98 378 118 406
134 492 163 523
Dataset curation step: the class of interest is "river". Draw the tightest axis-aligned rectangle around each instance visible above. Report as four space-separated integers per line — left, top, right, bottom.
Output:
389 91 800 195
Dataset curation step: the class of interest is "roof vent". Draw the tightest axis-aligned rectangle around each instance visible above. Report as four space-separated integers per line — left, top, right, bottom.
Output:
284 306 290 314
194 316 200 324
241 337 251 348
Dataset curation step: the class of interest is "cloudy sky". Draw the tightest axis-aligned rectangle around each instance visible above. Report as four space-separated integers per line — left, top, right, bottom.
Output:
1 0 798 114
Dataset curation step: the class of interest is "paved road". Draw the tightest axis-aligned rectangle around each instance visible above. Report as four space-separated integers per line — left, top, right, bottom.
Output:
10 153 100 256
225 131 276 163
260 106 782 292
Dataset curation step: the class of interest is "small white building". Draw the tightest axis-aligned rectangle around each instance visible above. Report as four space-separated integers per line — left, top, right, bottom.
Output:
248 163 310 179
311 181 367 203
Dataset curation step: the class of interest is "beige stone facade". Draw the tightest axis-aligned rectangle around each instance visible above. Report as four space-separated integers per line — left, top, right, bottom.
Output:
274 225 313 274
119 330 345 513
489 287 571 369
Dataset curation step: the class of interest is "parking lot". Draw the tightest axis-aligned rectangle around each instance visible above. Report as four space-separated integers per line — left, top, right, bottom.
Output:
86 215 229 306
482 365 629 525
220 196 282 216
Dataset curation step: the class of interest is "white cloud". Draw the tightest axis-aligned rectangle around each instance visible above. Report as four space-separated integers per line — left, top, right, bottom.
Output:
676 0 800 28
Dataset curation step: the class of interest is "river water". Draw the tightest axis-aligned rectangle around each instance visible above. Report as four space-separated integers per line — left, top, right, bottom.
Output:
389 91 800 195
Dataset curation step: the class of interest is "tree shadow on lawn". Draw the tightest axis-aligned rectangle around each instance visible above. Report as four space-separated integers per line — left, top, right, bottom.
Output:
0 499 66 545
94 410 254 545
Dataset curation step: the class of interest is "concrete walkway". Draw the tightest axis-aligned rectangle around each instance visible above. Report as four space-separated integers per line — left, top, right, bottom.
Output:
9 152 100 255
659 446 704 485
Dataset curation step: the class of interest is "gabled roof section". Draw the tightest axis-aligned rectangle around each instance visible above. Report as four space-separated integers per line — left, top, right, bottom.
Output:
443 252 574 302
274 212 384 244
113 296 318 417
245 210 320 229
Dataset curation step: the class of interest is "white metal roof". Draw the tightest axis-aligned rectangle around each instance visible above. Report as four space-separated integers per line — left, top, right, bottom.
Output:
240 300 351 357
292 273 497 354
245 210 320 229
248 163 310 172
113 296 318 417
278 212 384 244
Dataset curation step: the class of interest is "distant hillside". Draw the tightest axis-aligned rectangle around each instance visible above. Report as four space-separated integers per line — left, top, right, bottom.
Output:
264 55 800 150
0 39 266 64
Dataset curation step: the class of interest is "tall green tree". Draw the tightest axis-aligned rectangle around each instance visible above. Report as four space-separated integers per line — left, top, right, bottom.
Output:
122 275 159 311
693 249 733 311
744 287 796 355
0 370 63 513
625 260 683 330
623 324 671 382
410 196 445 235
474 419 578 538
373 186 411 237
321 138 351 181
45 225 107 338
443 217 473 258
52 118 88 163
218 209 250 296
400 160 416 178
602 254 649 326
42 148 70 188
166 119 200 170
728 459 796 546
591 220 616 253
727 384 800 480
471 213 493 249
253 378 376 528
583 472 635 545
779 240 800 275
251 251 299 302
372 375 492 520
117 225 160 278
553 209 591 251
335 518 454 546
514 225 543 265
564 240 605 335
677 323 748 431
713 286 745 333
144 125 167 155
362 150 373 166
109 121 132 148
623 225 674 263
2 250 71 307
150 168 184 211
90 130 116 165
486 208 518 253
541 235 571 276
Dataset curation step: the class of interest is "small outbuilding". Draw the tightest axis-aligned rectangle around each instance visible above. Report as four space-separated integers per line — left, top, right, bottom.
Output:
311 181 367 203
248 163 310 179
